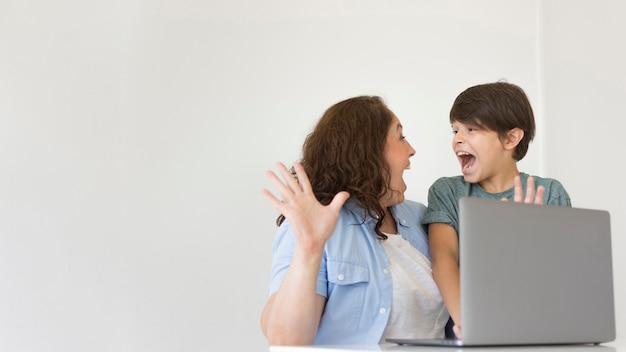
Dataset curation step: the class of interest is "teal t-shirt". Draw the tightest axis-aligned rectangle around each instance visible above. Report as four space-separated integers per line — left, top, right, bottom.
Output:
421 172 571 234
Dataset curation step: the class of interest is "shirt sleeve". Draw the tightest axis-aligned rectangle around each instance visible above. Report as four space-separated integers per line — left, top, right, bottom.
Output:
268 221 329 297
421 177 461 233
544 179 572 206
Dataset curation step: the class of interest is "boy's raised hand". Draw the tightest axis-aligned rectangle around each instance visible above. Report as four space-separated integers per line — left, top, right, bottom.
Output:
503 175 545 204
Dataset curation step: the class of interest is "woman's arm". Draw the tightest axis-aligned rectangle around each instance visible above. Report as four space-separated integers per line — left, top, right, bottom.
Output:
260 247 327 345
260 162 349 345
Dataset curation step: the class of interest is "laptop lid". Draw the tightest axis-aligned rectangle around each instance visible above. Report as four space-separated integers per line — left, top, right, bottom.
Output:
387 197 615 347
458 197 615 346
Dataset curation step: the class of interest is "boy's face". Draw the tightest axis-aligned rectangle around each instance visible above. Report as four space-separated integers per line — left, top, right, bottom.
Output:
451 121 516 188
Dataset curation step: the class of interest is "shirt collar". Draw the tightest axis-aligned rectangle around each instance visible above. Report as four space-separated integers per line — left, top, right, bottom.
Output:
344 199 406 227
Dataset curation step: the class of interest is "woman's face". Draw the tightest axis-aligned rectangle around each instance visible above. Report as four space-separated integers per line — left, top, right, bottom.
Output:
382 114 415 207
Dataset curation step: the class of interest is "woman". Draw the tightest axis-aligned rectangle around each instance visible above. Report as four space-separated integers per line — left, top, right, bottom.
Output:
261 96 448 346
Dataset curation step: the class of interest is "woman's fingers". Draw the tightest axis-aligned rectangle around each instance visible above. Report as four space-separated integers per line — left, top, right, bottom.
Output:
266 167 294 201
262 162 318 213
275 162 302 196
291 162 312 195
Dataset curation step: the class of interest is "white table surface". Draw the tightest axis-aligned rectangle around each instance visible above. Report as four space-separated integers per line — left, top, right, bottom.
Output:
269 339 624 352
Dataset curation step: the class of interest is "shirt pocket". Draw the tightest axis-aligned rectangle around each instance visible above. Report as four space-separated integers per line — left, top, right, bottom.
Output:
327 260 370 285
324 260 371 329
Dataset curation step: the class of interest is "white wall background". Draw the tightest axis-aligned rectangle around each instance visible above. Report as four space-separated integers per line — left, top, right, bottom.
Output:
0 1 621 351
541 0 625 345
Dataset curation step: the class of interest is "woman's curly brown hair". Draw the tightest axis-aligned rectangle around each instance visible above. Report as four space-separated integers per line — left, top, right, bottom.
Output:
276 96 394 239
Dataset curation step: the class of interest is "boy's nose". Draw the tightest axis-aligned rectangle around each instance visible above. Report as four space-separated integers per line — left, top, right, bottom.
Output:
453 131 464 143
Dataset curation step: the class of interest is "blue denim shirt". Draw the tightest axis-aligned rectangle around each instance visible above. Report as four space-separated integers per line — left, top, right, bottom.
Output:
268 199 429 345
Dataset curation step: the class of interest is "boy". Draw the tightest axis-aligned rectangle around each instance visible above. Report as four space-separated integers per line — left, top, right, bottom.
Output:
422 81 571 339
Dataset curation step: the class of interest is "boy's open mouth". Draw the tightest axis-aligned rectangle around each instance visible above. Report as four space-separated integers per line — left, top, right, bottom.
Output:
457 151 476 172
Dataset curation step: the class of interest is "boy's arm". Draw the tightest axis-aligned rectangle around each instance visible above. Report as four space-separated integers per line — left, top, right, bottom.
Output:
429 222 462 337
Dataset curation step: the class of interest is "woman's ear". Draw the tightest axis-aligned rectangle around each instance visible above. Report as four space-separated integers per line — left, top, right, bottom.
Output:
503 128 524 150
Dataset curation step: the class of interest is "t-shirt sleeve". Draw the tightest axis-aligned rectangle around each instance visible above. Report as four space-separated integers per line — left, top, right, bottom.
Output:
421 177 460 233
543 178 572 206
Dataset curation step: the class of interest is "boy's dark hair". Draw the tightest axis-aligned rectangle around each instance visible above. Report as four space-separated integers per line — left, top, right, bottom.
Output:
449 81 536 161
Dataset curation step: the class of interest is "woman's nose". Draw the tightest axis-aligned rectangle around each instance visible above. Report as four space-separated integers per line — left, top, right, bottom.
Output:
407 141 416 157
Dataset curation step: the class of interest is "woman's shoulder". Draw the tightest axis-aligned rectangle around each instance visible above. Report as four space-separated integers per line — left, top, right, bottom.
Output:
397 199 427 211
394 199 427 219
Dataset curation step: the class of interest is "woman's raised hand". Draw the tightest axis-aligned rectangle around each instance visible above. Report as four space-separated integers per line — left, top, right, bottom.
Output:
262 162 350 252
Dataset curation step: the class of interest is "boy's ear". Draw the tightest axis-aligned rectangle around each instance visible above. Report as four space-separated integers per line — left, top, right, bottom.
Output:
503 128 524 150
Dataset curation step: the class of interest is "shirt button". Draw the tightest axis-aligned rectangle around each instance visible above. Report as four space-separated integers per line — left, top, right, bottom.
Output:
383 268 389 274
379 308 387 314
337 274 345 281
401 219 407 225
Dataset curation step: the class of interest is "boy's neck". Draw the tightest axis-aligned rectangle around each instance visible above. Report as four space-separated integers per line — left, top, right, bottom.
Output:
478 169 521 194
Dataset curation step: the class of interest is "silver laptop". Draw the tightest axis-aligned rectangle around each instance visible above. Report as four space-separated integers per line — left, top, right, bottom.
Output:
387 197 615 347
